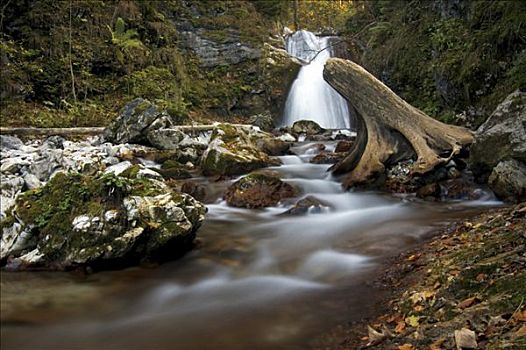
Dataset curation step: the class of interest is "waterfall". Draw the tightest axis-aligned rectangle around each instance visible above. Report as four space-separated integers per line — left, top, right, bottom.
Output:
281 30 351 129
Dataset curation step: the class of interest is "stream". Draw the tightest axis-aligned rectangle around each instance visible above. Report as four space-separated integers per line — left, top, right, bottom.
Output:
1 139 498 350
0 30 499 350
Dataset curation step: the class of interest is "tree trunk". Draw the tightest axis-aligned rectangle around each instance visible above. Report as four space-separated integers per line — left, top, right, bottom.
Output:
293 0 299 30
323 58 474 188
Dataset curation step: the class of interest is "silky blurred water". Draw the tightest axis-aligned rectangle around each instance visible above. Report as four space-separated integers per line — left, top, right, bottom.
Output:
0 140 499 350
281 30 351 129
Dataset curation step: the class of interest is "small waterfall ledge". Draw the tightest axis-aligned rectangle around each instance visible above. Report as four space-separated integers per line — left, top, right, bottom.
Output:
281 30 351 129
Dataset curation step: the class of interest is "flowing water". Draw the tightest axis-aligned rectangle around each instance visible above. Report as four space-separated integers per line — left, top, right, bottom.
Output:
1 30 498 350
281 30 351 129
1 140 498 350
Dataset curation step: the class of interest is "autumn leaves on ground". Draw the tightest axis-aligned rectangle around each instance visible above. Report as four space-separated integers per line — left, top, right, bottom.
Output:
324 203 526 350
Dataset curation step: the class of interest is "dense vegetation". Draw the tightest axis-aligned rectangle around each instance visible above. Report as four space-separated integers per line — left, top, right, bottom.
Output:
1 0 524 128
345 0 526 126
0 0 271 127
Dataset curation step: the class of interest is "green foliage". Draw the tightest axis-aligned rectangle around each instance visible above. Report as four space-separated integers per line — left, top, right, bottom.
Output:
346 0 526 126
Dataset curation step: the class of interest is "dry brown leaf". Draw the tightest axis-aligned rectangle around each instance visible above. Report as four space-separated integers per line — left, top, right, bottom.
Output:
513 310 526 322
458 296 481 309
398 344 413 350
476 273 487 282
406 254 420 262
514 325 526 338
429 337 446 350
395 320 406 333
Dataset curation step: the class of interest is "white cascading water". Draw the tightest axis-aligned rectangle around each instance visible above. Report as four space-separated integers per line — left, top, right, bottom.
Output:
281 30 351 129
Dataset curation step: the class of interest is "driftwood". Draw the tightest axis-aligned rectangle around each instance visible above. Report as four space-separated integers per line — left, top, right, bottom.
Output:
323 58 474 188
0 124 254 137
0 127 105 136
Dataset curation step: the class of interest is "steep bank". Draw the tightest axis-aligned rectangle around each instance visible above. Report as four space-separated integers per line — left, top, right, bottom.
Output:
0 0 293 127
315 203 526 350
344 0 526 127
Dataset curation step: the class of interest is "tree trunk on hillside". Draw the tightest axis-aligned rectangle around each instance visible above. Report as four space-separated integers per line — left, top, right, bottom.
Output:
323 58 474 188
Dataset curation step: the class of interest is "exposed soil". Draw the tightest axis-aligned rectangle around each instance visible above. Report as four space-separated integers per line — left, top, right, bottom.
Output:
313 202 526 350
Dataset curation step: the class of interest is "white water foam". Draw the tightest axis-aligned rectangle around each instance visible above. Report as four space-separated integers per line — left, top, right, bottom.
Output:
281 30 350 129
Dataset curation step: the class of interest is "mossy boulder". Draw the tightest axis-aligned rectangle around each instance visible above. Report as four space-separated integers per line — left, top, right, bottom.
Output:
470 90 526 182
291 120 325 135
155 160 192 180
200 123 279 177
0 172 205 271
224 172 298 208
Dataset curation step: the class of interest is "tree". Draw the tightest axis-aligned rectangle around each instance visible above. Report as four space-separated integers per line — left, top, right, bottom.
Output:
324 58 474 188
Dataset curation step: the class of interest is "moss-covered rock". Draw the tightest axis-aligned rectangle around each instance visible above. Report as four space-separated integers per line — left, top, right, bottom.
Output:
291 120 325 135
224 172 298 208
0 171 205 271
200 123 279 177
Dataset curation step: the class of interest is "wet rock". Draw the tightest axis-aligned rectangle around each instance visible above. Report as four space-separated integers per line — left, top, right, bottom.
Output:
488 159 526 203
248 112 275 131
104 161 134 176
416 183 441 200
310 151 347 164
291 120 325 135
104 98 169 144
181 181 207 202
146 128 186 150
335 140 353 153
277 133 296 142
281 196 329 215
224 172 298 208
254 137 291 156
1 172 206 271
156 160 192 180
200 124 274 177
470 90 526 182
440 178 486 200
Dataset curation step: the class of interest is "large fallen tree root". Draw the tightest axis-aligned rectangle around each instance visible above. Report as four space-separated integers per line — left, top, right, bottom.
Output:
323 58 474 188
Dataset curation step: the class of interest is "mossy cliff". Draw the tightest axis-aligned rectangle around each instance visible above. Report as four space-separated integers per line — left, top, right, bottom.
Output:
0 0 280 127
344 0 526 127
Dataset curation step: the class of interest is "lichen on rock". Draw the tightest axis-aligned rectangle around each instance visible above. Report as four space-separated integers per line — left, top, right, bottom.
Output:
0 171 205 271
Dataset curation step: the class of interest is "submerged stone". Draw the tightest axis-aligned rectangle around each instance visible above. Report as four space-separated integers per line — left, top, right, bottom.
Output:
224 172 298 208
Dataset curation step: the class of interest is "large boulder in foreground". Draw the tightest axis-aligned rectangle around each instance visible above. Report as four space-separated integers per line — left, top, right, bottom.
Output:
470 90 526 202
201 124 285 177
0 172 205 271
224 172 298 208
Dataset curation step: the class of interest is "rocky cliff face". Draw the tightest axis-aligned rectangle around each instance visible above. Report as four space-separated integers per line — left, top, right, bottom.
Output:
0 0 298 127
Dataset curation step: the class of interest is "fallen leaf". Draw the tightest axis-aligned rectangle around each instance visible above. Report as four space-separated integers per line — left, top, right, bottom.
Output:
514 325 526 338
414 305 424 312
454 328 477 349
395 320 406 333
476 273 487 282
407 254 420 262
405 315 420 328
398 344 413 350
458 296 481 309
429 337 446 350
513 310 526 322
366 325 387 346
